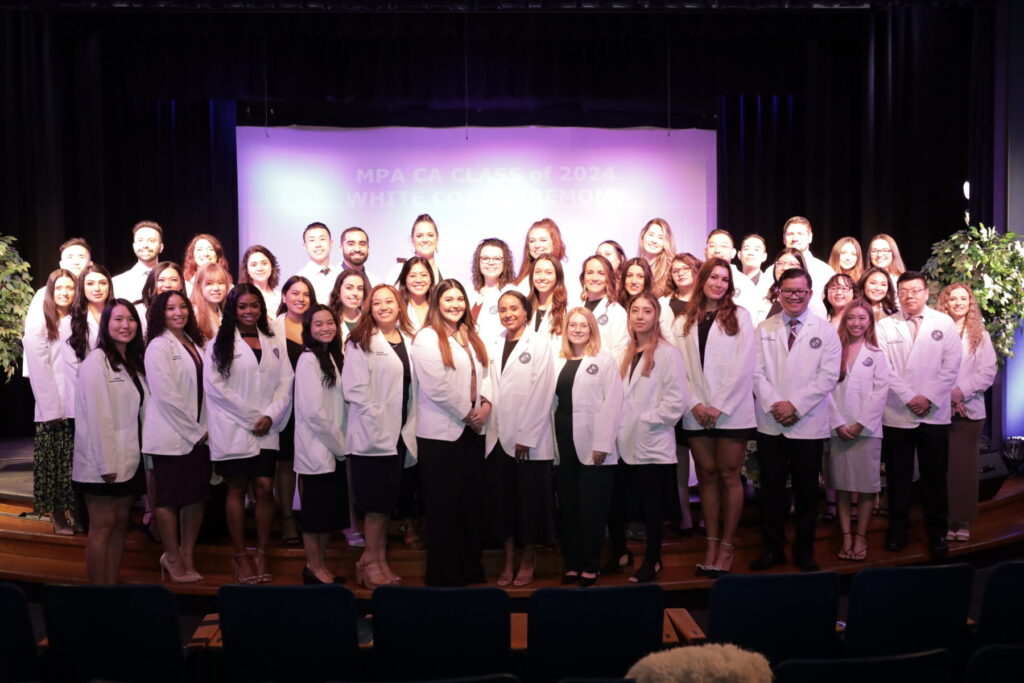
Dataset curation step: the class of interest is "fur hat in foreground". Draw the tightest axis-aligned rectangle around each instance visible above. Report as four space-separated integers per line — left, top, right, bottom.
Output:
626 643 772 683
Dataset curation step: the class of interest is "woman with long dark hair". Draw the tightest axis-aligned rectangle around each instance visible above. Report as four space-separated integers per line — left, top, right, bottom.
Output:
135 261 185 330
73 299 148 584
293 304 350 584
204 284 294 584
577 255 629 364
410 278 492 585
514 218 568 289
470 238 516 345
859 266 900 320
182 233 229 295
527 254 569 350
144 291 210 582
619 257 674 338
60 264 114 435
396 256 434 333
329 268 372 347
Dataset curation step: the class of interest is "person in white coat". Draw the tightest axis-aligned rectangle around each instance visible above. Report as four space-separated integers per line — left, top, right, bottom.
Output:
610 292 688 583
329 269 371 352
619 258 675 339
134 261 185 336
293 304 350 585
22 237 90 344
578 255 629 365
143 291 210 583
826 299 889 562
73 299 148 584
111 221 164 305
385 213 448 286
410 278 493 586
527 254 569 353
343 284 419 587
876 271 963 558
238 245 282 321
484 291 557 587
704 229 758 314
673 258 756 577
781 216 836 304
937 283 996 543
859 266 900 321
205 284 294 584
61 265 114 424
470 238 517 346
750 267 841 573
553 307 623 587
396 257 433 333
24 269 77 535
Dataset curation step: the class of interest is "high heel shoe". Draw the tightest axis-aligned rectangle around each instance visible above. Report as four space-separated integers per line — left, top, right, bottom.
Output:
578 572 598 588
629 560 663 583
696 537 720 576
50 513 74 537
400 521 425 550
231 552 259 585
281 514 301 546
356 559 390 589
497 566 515 587
159 553 198 583
513 552 536 587
710 541 735 578
252 547 274 583
600 550 633 575
302 566 347 585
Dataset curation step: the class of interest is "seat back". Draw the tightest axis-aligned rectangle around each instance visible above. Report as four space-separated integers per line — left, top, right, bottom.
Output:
526 586 663 683
42 584 183 683
707 572 841 663
774 648 950 683
965 644 1024 683
844 563 974 658
218 584 360 683
0 583 40 683
977 560 1024 646
371 586 511 681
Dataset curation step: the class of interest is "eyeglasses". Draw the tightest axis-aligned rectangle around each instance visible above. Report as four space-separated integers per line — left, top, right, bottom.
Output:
827 285 853 292
897 287 928 298
870 248 892 255
670 267 691 276
780 288 810 299
479 256 505 264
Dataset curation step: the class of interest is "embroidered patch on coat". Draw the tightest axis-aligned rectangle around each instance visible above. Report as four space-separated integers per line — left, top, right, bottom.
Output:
586 363 599 375
863 356 874 367
518 352 532 364
809 337 822 349
932 330 943 341
598 314 609 325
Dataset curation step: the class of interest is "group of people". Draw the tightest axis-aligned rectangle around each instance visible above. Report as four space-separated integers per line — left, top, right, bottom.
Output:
21 213 997 586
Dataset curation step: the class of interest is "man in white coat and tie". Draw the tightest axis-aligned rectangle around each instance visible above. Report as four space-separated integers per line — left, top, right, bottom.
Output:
876 271 962 559
751 267 841 572
781 216 836 305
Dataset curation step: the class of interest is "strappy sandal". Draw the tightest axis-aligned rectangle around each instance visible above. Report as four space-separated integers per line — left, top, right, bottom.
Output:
849 534 868 562
837 532 854 561
252 547 274 583
231 552 260 584
696 537 721 576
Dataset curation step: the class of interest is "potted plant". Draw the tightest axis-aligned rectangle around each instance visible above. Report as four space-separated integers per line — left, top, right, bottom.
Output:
0 234 36 381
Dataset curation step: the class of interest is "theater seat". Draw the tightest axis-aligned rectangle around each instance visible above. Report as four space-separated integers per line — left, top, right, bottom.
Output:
976 560 1024 647
965 644 1024 683
773 648 950 683
0 582 40 683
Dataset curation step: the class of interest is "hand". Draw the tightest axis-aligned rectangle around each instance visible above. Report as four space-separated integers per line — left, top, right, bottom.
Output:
691 403 708 427
514 443 530 462
770 400 798 426
703 406 723 429
951 387 965 404
837 423 864 441
906 395 932 417
101 472 117 483
251 416 273 437
463 409 484 430
592 451 608 466
954 401 968 418
477 401 492 424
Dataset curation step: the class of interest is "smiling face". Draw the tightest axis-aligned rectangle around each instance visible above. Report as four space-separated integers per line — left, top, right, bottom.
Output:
405 264 432 300
202 275 227 305
597 242 622 272
863 272 889 304
703 266 731 303
303 227 332 266
83 272 110 304
844 305 871 341
532 259 556 296
671 260 694 291
53 276 75 309
371 288 399 327
869 239 893 268
246 252 273 286
774 254 802 281
164 293 190 333
156 267 182 294
438 286 466 326
705 234 735 261
527 227 553 260
838 242 859 271
629 297 657 335
340 275 366 313
945 286 971 322
193 239 217 268
827 279 854 309
624 264 647 296
478 245 505 282
498 294 528 335
132 227 163 265
566 311 592 349
412 220 438 259
778 274 812 317
641 224 666 258
235 293 262 331
341 229 369 267
108 304 138 346
59 245 91 276
310 310 338 344
740 237 767 271
784 221 812 252
583 258 609 299
284 281 311 317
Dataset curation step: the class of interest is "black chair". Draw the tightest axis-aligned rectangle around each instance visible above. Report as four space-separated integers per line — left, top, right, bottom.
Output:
707 571 841 663
42 583 184 683
526 586 663 683
218 584 360 683
0 583 40 683
843 563 974 658
371 586 511 681
965 644 1024 683
774 648 950 683
977 560 1024 646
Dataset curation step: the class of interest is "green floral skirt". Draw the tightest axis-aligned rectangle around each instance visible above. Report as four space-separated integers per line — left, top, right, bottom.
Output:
32 419 77 515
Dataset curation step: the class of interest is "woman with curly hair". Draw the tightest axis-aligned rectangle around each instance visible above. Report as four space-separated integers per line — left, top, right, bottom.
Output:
182 233 230 295
239 245 282 318
470 238 516 344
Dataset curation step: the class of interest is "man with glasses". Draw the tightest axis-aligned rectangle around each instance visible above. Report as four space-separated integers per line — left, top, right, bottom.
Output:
876 271 962 558
750 268 841 572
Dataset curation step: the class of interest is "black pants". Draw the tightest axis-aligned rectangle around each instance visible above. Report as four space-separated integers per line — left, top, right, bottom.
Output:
756 433 823 562
882 423 949 542
556 455 615 574
417 428 486 586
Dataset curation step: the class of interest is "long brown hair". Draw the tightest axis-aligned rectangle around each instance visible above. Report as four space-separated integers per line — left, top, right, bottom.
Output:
617 257 654 308
514 218 567 284
620 292 664 379
182 233 229 281
937 282 985 356
348 284 415 352
42 268 75 341
682 258 739 337
579 255 619 304
837 298 879 382
828 237 865 282
637 218 675 297
420 279 488 369
190 262 233 341
528 254 568 338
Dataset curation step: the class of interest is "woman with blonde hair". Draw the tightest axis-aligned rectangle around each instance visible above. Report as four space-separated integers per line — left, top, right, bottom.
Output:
937 283 997 542
828 237 865 283
190 262 232 340
867 233 907 278
637 218 676 297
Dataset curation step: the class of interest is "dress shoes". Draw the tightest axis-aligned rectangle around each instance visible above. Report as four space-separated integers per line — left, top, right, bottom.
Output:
929 538 950 559
749 551 786 571
795 557 821 573
884 532 909 552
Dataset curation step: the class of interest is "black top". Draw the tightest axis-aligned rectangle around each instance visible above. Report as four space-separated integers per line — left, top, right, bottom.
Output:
584 298 600 312
534 309 547 332
389 339 412 427
629 351 643 381
669 298 687 319
130 371 145 448
501 336 520 372
555 359 581 424
698 310 718 368
285 338 304 369
252 347 262 364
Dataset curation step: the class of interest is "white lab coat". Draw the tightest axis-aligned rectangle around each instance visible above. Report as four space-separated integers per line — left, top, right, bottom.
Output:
23 321 65 423
617 341 689 464
406 301 430 335
203 329 294 460
954 329 997 420
802 251 838 303
587 297 629 365
295 261 341 308
828 344 889 437
730 265 760 315
672 307 756 431
111 262 151 306
552 351 623 466
58 315 100 419
142 332 207 455
471 285 515 346
485 329 557 461
753 311 841 439
72 349 148 483
876 307 963 427
342 332 419 460
293 351 347 475
411 326 492 442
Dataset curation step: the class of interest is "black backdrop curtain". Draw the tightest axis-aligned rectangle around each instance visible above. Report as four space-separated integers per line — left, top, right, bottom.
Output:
0 4 995 435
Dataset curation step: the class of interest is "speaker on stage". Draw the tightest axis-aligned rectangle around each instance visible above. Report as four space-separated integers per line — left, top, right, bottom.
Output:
978 448 1010 502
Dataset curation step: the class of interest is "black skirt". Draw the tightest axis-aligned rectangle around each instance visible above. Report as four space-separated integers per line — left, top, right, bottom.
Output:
149 443 212 508
349 454 403 515
75 460 146 498
484 444 557 546
682 427 757 441
616 461 682 523
298 466 350 533
214 449 277 480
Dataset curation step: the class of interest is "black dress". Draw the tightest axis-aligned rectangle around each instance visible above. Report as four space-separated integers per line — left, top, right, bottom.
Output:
275 337 304 461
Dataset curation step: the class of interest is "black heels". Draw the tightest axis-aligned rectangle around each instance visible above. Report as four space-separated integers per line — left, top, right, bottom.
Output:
628 560 663 584
302 566 346 585
600 550 634 575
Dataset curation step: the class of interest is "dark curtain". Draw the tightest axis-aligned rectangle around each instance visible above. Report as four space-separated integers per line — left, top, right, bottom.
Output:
0 6 995 435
